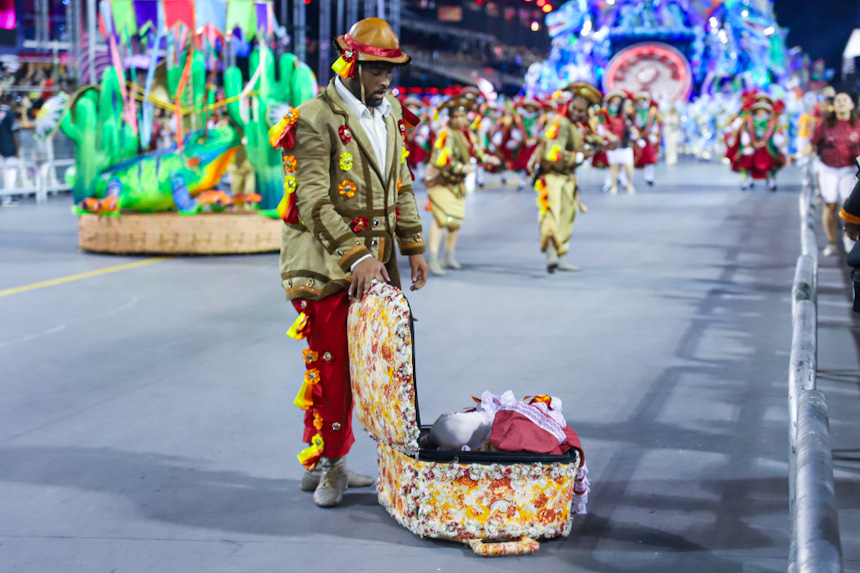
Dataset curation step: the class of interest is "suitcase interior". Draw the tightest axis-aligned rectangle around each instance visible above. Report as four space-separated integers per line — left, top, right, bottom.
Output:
407 309 578 467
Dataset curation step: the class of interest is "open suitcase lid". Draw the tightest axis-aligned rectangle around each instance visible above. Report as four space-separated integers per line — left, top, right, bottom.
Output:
347 283 420 453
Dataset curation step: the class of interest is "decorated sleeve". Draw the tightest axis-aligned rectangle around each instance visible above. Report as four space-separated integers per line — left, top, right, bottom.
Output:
394 157 426 256
291 116 372 272
429 128 463 178
542 119 575 165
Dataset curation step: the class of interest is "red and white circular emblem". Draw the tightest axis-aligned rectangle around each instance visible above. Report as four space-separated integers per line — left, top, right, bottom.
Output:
603 42 693 102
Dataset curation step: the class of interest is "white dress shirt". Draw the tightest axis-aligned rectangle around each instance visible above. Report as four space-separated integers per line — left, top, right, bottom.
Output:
334 77 392 174
334 78 394 272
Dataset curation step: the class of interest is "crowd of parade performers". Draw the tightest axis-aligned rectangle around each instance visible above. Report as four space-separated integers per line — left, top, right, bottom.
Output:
398 83 666 274
396 82 841 273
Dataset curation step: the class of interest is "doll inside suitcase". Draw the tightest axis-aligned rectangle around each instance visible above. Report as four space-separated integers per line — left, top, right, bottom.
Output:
347 283 587 557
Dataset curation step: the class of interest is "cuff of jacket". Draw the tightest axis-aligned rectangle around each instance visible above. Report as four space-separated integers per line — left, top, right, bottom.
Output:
338 245 374 272
397 228 426 256
399 243 426 256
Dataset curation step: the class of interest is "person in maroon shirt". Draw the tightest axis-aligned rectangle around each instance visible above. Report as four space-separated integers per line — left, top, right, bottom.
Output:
811 92 860 256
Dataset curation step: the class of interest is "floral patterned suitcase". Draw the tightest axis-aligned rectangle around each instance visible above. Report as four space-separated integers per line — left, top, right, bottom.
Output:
347 283 588 557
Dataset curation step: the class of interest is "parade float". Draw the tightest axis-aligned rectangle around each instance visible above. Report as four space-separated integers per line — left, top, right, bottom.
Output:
525 0 793 100
39 0 316 254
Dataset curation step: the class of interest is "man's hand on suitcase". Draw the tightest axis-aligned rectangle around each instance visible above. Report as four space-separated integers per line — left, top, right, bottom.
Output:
349 258 389 301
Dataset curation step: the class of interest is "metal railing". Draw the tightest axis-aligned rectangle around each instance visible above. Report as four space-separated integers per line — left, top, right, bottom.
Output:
0 158 74 204
787 165 842 573
37 159 76 203
0 160 41 201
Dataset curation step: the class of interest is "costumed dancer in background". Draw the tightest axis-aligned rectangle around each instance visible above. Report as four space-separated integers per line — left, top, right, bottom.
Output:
733 96 790 191
591 94 612 192
269 17 428 508
596 90 630 193
509 98 545 191
812 92 860 256
632 92 662 187
527 83 606 273
425 95 500 276
663 103 681 166
795 92 817 187
460 87 490 193
607 95 637 195
488 105 519 186
402 96 432 183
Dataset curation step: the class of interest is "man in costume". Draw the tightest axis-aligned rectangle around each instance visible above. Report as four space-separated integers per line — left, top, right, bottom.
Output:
527 83 606 273
632 92 661 187
425 95 499 275
269 17 428 508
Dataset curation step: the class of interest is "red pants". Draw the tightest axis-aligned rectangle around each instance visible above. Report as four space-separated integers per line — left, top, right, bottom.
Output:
292 291 355 460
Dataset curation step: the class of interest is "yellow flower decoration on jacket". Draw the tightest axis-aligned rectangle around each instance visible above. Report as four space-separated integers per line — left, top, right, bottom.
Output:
535 179 549 214
401 147 409 164
435 129 448 149
283 155 297 173
545 121 560 140
339 152 353 172
284 176 297 194
546 144 562 162
339 179 356 198
436 148 451 167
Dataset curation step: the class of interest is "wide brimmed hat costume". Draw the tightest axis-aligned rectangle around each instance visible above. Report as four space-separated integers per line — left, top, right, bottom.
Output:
331 17 410 79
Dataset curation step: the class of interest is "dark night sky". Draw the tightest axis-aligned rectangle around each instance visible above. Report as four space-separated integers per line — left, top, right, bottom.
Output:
774 0 858 71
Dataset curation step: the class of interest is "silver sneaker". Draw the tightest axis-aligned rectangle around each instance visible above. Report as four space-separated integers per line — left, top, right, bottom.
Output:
822 244 837 257
313 457 349 508
429 253 446 276
300 467 374 492
557 257 581 272
443 250 462 270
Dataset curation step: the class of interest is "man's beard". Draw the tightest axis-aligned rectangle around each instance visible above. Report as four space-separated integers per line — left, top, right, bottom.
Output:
367 91 386 107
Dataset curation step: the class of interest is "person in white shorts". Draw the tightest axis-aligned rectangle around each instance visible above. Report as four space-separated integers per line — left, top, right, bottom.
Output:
811 92 860 256
608 98 637 194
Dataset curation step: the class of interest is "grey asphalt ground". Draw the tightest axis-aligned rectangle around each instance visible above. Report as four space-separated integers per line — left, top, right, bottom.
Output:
0 160 858 572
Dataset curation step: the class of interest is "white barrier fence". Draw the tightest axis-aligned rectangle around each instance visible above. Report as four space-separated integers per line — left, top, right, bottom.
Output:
0 159 75 204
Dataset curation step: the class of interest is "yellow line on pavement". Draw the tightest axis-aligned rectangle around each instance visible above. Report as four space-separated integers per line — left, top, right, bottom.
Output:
0 257 169 298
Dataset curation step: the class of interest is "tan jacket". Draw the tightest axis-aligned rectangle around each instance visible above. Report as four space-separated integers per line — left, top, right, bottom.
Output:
279 80 425 301
535 115 585 176
426 127 483 188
